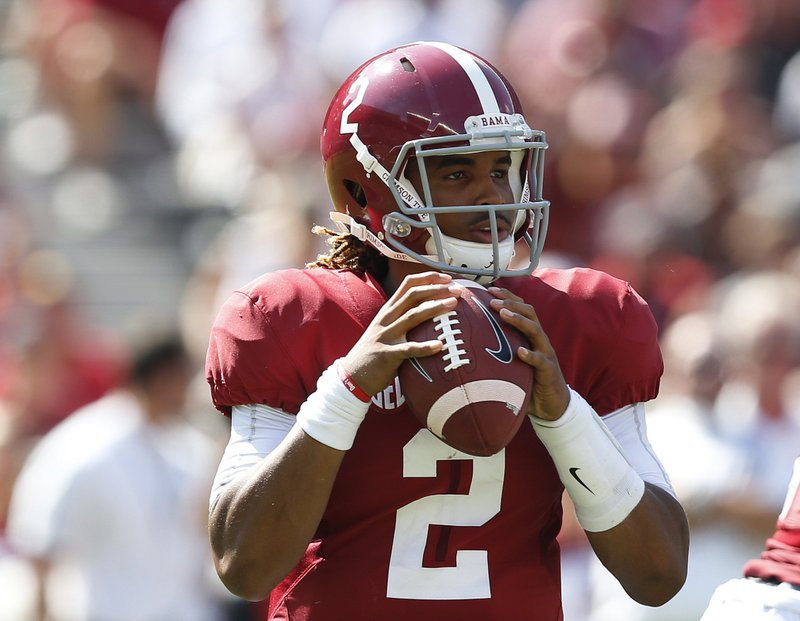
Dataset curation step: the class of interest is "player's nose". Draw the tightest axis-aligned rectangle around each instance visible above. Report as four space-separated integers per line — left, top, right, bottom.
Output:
475 175 510 206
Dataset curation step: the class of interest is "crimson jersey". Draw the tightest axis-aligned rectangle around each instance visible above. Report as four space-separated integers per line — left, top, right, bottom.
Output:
744 457 800 586
205 266 663 621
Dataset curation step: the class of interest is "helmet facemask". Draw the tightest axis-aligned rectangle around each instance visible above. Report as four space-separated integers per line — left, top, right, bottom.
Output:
381 116 549 284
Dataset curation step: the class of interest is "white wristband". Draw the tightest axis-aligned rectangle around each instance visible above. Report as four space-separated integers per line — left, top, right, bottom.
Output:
296 360 371 451
530 388 645 532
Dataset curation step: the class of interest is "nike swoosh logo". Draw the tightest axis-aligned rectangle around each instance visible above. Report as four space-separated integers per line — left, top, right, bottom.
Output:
408 357 433 382
569 467 594 495
473 298 513 363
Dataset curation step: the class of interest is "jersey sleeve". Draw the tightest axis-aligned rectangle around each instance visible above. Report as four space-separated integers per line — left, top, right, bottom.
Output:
510 268 664 416
205 274 307 416
588 281 663 414
205 269 383 417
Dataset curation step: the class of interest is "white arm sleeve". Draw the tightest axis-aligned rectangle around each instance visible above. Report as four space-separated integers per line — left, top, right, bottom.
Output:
603 402 676 497
208 401 676 510
209 403 296 510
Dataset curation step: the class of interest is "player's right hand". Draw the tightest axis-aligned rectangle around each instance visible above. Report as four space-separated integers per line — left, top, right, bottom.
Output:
341 271 463 397
488 286 570 420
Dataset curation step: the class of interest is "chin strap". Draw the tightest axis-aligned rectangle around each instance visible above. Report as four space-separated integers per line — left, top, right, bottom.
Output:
329 212 422 264
426 231 515 279
328 211 502 285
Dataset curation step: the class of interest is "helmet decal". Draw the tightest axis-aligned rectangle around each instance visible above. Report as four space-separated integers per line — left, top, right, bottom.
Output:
426 42 502 114
340 76 369 135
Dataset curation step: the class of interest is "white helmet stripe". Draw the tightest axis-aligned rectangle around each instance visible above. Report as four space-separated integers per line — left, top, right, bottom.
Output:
424 41 500 113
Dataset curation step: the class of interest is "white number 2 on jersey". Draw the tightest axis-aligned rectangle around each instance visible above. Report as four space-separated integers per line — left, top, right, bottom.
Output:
386 430 505 600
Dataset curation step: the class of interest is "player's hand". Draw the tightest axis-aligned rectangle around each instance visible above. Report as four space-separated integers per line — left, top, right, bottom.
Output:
341 272 463 396
488 287 570 421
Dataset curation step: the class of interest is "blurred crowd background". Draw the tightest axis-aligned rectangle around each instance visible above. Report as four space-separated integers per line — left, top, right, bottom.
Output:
0 0 799 619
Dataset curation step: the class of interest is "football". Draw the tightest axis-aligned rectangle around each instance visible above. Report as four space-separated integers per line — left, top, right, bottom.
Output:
399 279 534 456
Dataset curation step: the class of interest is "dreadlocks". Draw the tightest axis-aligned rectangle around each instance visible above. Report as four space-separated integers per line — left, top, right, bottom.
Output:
307 225 388 281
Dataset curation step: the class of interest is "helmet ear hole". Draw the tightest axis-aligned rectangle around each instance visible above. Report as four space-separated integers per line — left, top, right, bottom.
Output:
400 57 416 72
343 180 367 211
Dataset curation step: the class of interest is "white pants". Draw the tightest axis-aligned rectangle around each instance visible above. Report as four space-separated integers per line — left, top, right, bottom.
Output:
700 578 800 621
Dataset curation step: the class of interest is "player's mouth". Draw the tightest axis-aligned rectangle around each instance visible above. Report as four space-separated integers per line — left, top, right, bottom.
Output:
470 216 511 243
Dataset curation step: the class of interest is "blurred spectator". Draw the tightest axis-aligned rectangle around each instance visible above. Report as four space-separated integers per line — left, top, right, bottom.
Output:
774 48 800 141
711 271 800 510
3 334 229 621
155 0 334 208
14 0 182 162
0 278 125 538
498 0 693 265
721 143 800 276
2 299 125 440
0 0 193 337
590 36 779 312
316 0 509 84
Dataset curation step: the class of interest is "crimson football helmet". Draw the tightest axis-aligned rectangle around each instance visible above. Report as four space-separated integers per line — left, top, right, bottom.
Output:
320 41 549 283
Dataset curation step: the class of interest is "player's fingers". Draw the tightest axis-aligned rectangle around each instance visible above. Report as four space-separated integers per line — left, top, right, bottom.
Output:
489 289 536 319
518 347 570 419
494 304 552 354
487 286 524 303
392 295 459 335
382 282 462 325
389 271 453 303
395 339 444 360
488 295 537 321
403 282 463 309
516 345 555 372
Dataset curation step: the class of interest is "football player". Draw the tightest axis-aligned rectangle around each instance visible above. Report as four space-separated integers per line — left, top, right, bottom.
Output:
205 41 689 619
700 456 800 620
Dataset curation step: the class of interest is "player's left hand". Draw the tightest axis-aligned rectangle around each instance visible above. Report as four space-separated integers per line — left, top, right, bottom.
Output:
488 287 570 421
